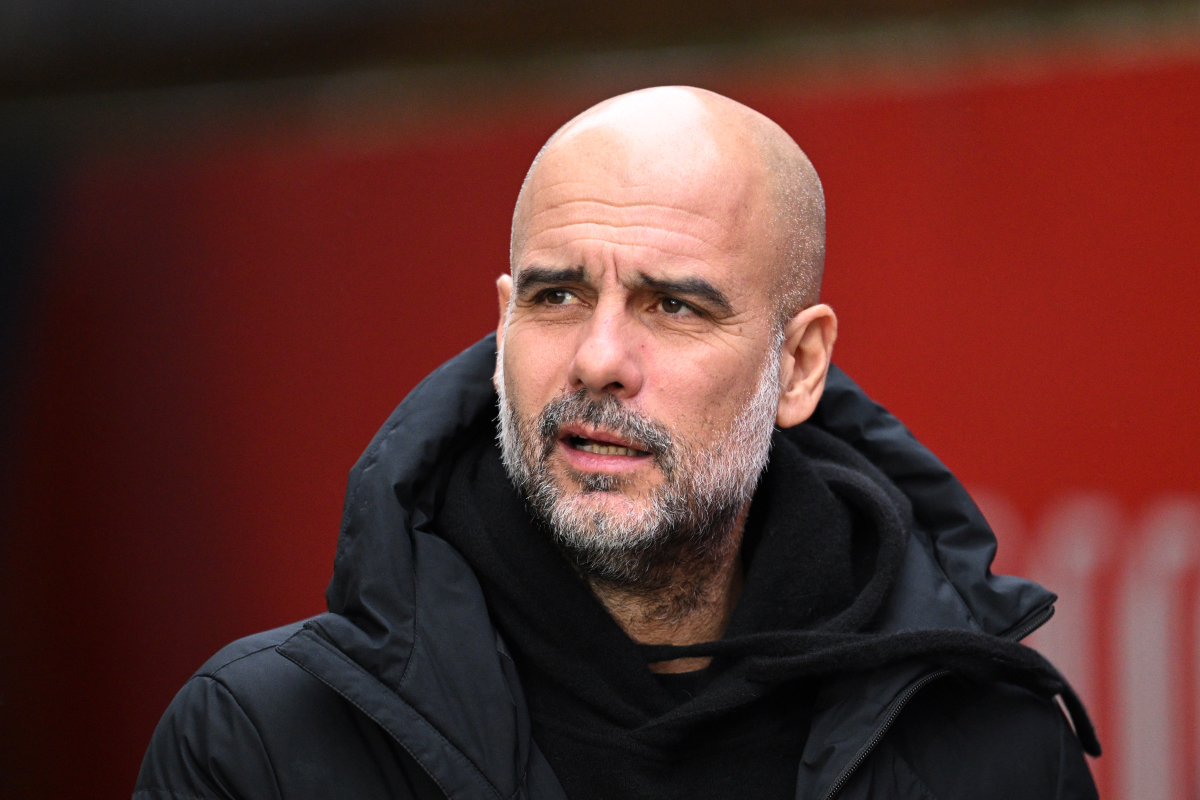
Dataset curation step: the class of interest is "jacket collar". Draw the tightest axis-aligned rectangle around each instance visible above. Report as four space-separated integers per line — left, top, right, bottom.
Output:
280 334 1054 800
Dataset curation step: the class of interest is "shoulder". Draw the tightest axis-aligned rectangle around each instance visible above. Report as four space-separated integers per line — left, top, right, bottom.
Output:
196 620 308 672
135 623 313 800
135 619 435 800
872 675 1098 800
189 619 314 696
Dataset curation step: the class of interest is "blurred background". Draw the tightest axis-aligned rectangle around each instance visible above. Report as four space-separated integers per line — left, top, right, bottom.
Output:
2 1 1198 797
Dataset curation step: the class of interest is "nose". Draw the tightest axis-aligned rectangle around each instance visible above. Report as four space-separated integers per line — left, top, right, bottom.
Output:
567 301 644 399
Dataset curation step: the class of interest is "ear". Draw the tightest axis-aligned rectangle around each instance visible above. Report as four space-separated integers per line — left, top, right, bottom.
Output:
776 303 837 428
494 274 513 390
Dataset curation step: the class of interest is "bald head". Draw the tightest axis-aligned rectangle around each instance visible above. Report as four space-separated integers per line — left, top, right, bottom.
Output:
511 86 825 322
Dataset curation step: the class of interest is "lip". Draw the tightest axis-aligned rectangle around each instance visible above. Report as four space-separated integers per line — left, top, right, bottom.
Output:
557 424 654 474
558 424 647 451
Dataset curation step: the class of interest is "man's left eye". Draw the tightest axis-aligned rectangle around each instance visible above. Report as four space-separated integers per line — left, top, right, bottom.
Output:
659 297 691 315
544 290 581 305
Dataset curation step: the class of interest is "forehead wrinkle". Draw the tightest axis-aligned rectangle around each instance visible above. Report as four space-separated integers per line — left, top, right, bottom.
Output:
522 227 729 263
526 235 723 261
526 182 743 226
525 154 756 225
528 203 726 234
539 196 720 213
526 177 654 199
524 200 739 253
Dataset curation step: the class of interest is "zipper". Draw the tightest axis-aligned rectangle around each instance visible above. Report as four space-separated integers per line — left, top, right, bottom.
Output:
821 669 951 800
1002 603 1055 642
819 602 1056 799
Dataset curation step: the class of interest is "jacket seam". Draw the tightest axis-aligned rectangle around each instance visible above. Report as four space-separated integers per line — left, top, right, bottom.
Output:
397 545 421 692
200 675 285 800
280 629 508 800
890 750 941 800
491 632 534 795
903 515 987 634
199 641 284 679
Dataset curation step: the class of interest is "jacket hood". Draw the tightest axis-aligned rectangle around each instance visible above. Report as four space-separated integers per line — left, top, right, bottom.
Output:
300 334 1058 800
328 334 1053 640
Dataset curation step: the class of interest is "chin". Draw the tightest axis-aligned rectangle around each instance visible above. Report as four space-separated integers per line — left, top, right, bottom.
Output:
560 481 634 507
559 482 656 518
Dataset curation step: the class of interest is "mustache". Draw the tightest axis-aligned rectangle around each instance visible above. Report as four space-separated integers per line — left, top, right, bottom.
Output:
535 390 675 463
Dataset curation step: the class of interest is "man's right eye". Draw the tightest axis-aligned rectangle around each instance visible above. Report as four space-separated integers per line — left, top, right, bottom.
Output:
543 290 581 306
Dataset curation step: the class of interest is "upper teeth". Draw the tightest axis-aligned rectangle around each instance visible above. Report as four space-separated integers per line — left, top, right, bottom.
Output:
576 441 640 456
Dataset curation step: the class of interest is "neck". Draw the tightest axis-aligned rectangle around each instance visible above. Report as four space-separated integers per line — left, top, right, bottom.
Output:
584 505 749 674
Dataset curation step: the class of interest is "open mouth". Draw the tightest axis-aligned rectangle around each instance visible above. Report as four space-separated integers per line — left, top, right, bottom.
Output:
564 434 651 458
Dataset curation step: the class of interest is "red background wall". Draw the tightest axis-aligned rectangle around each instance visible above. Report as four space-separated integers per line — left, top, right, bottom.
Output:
3 48 1198 798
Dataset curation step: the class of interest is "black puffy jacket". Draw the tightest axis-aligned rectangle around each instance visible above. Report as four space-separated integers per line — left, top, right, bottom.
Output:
135 336 1098 800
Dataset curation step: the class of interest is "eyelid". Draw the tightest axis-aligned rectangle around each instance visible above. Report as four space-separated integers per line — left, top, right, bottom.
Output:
658 294 703 317
523 285 567 299
519 284 553 299
535 287 585 305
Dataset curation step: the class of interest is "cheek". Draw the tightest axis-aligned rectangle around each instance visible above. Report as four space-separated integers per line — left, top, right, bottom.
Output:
504 326 573 410
660 355 761 431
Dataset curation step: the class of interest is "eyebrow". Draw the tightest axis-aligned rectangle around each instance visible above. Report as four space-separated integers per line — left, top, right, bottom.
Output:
513 265 734 316
514 265 588 296
635 273 733 315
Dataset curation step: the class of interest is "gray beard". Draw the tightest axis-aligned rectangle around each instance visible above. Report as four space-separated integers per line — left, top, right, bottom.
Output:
495 338 781 596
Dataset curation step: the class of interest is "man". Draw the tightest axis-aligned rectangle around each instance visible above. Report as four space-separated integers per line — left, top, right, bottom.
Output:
136 87 1099 800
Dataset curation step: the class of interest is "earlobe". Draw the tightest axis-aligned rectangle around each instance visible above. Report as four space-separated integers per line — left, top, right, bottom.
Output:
775 304 837 429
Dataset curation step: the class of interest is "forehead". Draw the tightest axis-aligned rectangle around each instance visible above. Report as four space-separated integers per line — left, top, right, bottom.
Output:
519 126 773 279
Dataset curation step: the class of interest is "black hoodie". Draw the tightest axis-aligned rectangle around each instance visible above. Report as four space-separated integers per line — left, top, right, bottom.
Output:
135 335 1098 800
